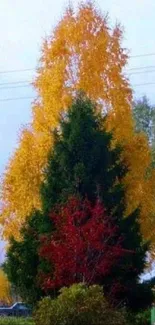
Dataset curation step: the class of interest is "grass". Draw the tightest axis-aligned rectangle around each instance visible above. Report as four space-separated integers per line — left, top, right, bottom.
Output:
0 317 34 325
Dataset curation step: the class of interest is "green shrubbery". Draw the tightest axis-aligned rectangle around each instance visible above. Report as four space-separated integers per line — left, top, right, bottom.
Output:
129 309 150 325
34 283 128 325
0 317 33 325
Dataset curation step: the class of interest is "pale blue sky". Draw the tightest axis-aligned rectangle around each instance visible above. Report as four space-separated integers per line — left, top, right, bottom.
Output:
0 0 155 264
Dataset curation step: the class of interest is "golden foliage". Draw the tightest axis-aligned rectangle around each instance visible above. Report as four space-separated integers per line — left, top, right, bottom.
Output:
0 269 11 304
0 2 154 242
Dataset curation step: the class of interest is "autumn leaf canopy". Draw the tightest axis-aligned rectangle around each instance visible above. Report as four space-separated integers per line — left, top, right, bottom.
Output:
1 2 155 242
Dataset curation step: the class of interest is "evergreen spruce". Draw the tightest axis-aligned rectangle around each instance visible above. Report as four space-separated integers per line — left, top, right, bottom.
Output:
41 94 152 310
5 94 153 310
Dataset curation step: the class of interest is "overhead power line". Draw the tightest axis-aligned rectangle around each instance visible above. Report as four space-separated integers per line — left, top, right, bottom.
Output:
133 82 155 87
1 81 155 102
0 84 31 90
0 96 34 102
0 64 154 78
0 78 155 92
127 70 155 76
1 72 155 91
130 52 155 58
0 68 34 74
126 65 155 71
0 80 30 86
0 52 154 75
1 67 155 90
0 52 155 99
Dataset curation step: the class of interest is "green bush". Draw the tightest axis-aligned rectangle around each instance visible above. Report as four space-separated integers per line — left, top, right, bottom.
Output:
34 283 128 325
0 317 34 325
129 309 150 325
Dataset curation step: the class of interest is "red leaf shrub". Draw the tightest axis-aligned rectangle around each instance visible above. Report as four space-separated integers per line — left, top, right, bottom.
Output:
39 197 126 290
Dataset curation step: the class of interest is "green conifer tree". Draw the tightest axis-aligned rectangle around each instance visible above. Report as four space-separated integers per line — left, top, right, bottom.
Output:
5 94 153 310
41 94 152 310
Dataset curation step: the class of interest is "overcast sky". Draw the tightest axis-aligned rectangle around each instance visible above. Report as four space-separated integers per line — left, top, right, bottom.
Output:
0 0 155 264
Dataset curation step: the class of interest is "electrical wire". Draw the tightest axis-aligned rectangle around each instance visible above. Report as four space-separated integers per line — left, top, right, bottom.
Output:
0 96 34 102
0 52 155 100
0 52 154 75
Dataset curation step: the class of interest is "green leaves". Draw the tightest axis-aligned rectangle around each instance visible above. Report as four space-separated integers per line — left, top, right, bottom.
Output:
34 284 128 325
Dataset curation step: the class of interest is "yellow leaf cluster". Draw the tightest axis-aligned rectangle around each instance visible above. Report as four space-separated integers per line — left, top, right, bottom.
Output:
0 269 11 304
0 2 154 242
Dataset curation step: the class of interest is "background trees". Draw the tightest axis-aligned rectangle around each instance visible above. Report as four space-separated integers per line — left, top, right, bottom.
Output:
133 96 155 168
133 96 155 146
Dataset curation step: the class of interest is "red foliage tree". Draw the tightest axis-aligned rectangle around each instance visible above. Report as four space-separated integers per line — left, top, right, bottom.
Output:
39 197 128 291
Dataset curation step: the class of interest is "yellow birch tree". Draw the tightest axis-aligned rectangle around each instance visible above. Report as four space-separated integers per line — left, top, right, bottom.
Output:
1 2 155 243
